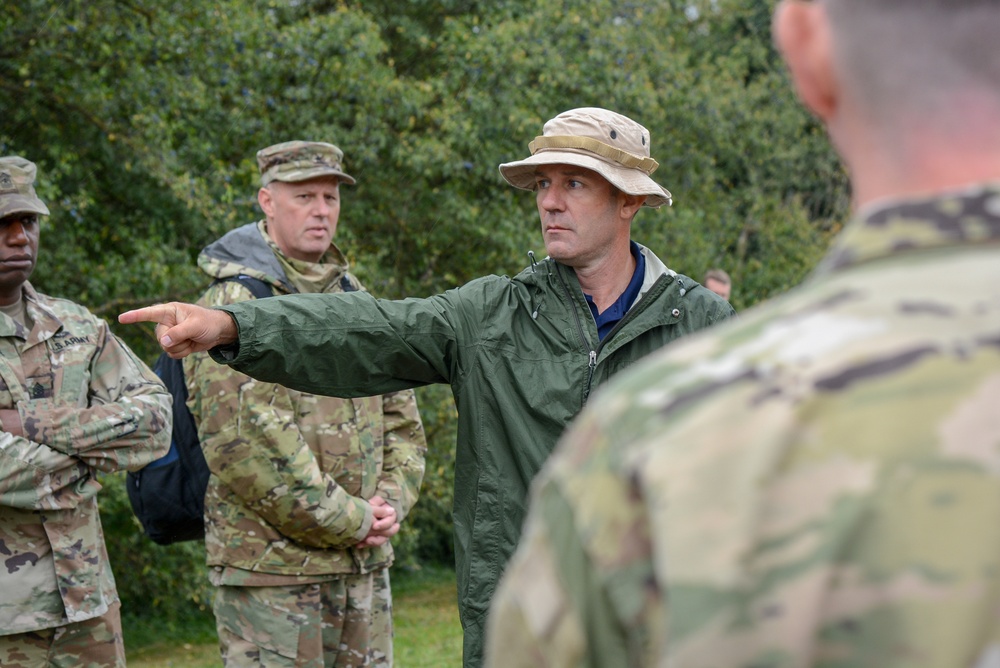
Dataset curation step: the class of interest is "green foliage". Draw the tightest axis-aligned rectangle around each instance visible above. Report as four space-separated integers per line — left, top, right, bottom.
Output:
4 0 850 612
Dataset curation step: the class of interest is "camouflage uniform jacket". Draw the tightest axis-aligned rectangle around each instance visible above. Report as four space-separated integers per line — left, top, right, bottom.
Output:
0 283 170 634
210 241 734 664
185 222 426 583
485 184 1000 668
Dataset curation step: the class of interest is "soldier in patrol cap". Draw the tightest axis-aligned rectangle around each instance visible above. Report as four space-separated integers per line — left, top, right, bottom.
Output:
0 156 171 666
485 0 1000 666
183 140 426 667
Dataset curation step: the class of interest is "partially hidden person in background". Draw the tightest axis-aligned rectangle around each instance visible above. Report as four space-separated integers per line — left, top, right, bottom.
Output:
185 141 427 667
703 267 731 300
118 107 735 667
0 156 171 667
485 0 1000 666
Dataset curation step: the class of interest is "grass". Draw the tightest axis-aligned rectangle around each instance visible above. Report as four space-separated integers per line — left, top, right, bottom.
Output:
391 567 463 668
125 566 462 667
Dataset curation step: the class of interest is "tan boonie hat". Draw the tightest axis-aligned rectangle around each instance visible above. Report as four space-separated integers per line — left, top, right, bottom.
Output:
499 107 672 208
0 156 50 219
256 140 356 187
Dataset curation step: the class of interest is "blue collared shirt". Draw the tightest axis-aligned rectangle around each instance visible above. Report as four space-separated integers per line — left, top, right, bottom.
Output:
585 241 646 341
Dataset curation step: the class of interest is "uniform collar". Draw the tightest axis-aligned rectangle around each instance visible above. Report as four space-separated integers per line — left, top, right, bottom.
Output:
817 182 1000 275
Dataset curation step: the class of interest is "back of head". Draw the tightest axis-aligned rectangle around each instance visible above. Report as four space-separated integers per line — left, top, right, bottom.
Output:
825 0 1000 133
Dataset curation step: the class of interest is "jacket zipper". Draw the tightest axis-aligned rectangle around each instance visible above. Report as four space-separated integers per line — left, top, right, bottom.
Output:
556 267 599 399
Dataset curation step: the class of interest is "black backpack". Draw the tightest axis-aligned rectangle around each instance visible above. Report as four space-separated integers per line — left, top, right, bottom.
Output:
126 275 273 545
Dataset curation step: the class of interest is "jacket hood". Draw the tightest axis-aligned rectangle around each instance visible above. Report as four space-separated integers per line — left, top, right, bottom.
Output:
198 222 290 291
197 221 352 295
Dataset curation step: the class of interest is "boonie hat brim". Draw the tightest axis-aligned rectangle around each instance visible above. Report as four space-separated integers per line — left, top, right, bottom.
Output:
499 149 672 208
498 107 673 208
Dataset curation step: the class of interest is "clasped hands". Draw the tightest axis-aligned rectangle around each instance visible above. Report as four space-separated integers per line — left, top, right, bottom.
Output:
358 496 400 548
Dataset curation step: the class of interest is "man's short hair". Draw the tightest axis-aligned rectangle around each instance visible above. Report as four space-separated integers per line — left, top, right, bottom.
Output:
825 0 1000 131
704 268 731 286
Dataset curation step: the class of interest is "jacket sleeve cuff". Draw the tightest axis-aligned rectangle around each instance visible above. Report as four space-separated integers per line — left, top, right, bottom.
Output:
352 497 375 543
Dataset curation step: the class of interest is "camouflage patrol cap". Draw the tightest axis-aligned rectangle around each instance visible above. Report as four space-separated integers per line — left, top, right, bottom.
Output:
256 140 357 187
0 156 50 219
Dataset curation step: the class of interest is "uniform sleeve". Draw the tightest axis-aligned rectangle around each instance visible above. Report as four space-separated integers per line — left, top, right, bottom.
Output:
189 281 373 549
16 321 171 473
374 388 427 522
0 432 101 510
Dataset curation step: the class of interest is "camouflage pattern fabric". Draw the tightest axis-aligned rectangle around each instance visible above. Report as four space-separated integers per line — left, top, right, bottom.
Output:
0 157 50 218
485 184 1000 668
0 602 126 668
214 570 392 668
256 140 356 187
186 222 425 665
0 284 171 638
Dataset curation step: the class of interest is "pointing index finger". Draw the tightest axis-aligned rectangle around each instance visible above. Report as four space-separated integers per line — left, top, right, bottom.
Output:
118 304 177 327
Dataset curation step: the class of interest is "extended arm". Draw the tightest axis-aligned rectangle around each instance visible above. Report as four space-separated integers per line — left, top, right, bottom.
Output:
216 291 463 397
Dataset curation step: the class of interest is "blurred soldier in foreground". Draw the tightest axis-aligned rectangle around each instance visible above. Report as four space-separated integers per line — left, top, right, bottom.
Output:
0 156 171 666
185 141 426 667
119 107 735 667
486 0 1000 666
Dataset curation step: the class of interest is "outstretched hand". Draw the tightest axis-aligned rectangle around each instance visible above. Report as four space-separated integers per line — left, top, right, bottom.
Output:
118 302 239 359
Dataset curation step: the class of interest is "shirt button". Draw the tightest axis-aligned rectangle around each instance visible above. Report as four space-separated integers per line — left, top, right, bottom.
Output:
672 308 681 317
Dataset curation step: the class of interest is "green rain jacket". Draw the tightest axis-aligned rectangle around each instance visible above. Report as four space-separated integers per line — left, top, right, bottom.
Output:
212 245 735 666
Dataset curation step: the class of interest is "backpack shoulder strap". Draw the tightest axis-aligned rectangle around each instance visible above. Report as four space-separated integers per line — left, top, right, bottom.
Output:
215 274 274 300
340 274 358 293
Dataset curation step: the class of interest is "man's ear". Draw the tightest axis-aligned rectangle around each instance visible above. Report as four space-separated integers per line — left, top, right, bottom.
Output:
620 193 646 221
257 186 274 218
773 0 839 122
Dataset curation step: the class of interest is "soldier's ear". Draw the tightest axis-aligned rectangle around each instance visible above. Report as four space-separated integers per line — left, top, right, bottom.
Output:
773 0 838 123
258 186 275 217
